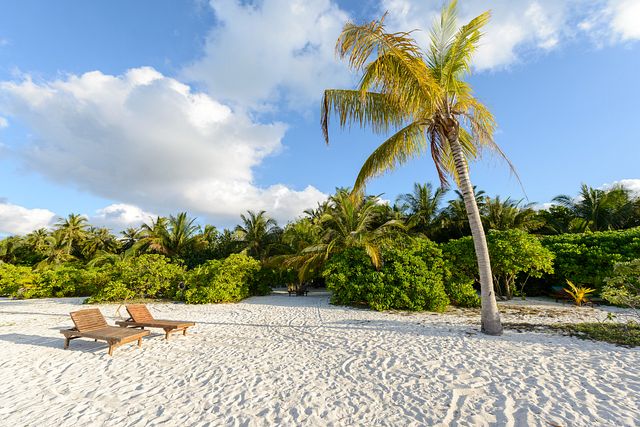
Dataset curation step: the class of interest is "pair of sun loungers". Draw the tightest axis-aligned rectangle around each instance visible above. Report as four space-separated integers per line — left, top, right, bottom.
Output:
60 304 195 356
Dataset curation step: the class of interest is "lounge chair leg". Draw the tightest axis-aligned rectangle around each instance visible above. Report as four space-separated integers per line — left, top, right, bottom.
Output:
183 328 187 336
164 329 170 340
108 345 114 356
95 339 98 342
64 337 70 349
138 338 142 347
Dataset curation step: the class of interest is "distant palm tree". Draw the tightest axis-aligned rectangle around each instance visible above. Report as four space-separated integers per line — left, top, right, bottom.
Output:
136 216 170 255
120 227 142 251
282 190 402 281
25 228 54 255
235 210 280 261
553 184 636 231
397 182 447 236
482 196 539 231
165 212 200 257
82 227 119 259
53 213 88 255
321 1 512 334
0 236 23 263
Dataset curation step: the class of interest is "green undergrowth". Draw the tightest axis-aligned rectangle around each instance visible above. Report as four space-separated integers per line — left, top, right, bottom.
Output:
553 322 640 347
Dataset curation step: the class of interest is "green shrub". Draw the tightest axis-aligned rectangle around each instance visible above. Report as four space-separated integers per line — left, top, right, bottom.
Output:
184 253 261 304
109 254 185 300
601 259 640 309
84 254 186 303
443 229 554 300
86 281 136 303
0 263 36 297
443 278 480 308
323 239 449 312
540 228 640 292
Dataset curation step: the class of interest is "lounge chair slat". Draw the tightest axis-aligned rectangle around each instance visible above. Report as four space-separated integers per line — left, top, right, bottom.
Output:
117 304 195 340
62 308 149 355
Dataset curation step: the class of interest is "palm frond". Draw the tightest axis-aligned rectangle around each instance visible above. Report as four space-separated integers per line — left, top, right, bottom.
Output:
353 120 429 194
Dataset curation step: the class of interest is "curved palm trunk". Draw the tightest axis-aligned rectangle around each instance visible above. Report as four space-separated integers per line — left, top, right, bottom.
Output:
450 137 503 335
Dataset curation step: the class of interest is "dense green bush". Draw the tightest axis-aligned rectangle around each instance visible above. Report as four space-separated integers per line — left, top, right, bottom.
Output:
443 230 554 299
601 259 640 309
183 253 261 304
323 239 449 312
443 277 480 308
0 263 106 299
0 263 37 297
86 254 185 303
540 228 640 291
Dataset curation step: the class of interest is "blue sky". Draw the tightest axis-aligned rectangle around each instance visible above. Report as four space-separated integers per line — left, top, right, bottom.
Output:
0 0 639 234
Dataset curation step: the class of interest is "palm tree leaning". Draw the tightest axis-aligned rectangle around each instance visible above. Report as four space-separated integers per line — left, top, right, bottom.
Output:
322 1 516 335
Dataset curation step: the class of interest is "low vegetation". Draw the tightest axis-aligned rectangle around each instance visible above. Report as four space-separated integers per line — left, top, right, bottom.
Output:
555 322 640 347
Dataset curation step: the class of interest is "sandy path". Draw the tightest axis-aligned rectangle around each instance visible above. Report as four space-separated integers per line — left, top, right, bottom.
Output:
0 295 638 426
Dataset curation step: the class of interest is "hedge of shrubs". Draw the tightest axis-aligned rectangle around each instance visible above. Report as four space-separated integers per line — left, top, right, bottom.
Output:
0 253 268 304
540 228 640 291
323 238 476 311
442 230 554 299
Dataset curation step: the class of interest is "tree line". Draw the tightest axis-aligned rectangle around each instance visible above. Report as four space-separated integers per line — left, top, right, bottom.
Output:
1 182 638 274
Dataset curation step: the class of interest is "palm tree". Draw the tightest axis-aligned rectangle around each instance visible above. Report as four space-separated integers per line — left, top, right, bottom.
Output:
136 216 170 255
282 190 402 282
120 227 141 251
83 227 119 259
553 184 636 232
0 236 23 263
25 228 53 254
397 182 447 236
321 1 511 334
53 213 88 256
165 212 200 257
482 196 540 231
235 210 281 261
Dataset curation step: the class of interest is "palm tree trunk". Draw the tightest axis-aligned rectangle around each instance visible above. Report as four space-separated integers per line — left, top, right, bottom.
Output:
450 137 503 335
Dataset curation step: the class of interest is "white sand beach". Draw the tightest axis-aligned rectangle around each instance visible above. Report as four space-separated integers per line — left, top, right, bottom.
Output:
1 294 638 426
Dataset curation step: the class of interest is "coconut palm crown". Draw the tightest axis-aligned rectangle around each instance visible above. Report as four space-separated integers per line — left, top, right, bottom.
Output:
321 0 514 335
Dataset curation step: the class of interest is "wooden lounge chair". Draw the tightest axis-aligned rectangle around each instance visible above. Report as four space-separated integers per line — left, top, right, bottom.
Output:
116 304 195 340
60 308 150 356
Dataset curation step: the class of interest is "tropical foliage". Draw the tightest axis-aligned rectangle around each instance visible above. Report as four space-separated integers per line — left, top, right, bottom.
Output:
323 239 450 312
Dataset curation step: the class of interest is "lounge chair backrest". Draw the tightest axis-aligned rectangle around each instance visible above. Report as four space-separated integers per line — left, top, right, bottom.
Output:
70 309 108 332
126 304 154 322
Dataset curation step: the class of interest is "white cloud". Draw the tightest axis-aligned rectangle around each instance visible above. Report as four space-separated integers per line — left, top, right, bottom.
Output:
607 0 640 40
0 67 327 225
380 0 569 71
0 202 55 235
0 116 7 128
91 203 156 230
182 0 351 109
601 178 640 197
380 0 640 71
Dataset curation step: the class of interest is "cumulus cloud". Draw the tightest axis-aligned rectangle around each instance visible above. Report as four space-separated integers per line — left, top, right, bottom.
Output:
601 178 640 197
91 203 157 229
0 116 7 128
606 0 640 41
0 202 56 235
380 0 568 71
379 0 640 71
182 0 351 109
0 67 327 225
